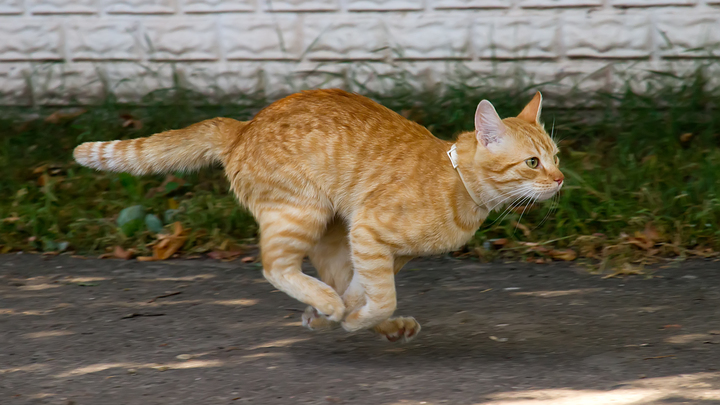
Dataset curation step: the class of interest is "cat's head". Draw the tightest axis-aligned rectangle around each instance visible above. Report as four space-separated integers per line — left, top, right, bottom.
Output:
471 92 563 206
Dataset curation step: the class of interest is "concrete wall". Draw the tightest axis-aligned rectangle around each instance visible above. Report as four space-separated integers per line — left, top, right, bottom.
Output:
1 0 719 104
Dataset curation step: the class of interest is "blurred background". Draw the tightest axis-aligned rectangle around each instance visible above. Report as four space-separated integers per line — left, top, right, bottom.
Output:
1 1 719 270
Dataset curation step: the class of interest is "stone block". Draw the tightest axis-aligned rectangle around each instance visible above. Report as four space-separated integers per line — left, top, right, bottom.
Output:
143 19 219 60
304 18 388 60
0 64 32 105
265 0 338 12
564 14 651 58
0 0 24 14
262 62 348 96
177 63 264 100
67 21 142 61
183 0 255 13
102 63 175 102
30 0 97 14
613 0 695 7
520 0 602 8
346 0 424 11
0 21 63 61
475 17 559 59
432 0 509 9
222 16 300 60
105 0 176 14
656 15 720 57
31 63 105 104
387 16 471 59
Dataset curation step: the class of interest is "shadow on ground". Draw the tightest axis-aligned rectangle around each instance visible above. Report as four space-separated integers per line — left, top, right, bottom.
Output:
1 254 719 404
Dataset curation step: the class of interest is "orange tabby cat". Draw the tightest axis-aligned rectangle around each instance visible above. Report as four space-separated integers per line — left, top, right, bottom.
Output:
74 89 563 342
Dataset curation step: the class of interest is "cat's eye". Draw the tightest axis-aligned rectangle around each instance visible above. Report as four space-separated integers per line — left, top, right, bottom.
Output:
554 156 560 166
526 157 539 169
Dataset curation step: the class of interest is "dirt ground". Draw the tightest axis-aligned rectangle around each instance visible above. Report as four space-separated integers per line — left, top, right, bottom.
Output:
1 253 719 405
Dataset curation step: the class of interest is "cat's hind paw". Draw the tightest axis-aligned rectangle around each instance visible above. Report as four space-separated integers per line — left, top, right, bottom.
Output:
302 306 339 331
372 316 421 343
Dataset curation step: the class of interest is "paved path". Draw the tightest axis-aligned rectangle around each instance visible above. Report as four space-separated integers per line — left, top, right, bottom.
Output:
1 254 719 405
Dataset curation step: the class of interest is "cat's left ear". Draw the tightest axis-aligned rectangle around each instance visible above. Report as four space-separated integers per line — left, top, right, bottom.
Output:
475 100 506 149
517 91 543 124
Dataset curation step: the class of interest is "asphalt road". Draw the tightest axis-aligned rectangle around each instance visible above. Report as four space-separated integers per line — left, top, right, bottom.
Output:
1 253 719 405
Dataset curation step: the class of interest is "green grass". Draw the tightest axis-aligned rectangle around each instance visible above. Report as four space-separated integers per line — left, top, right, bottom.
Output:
1 71 720 262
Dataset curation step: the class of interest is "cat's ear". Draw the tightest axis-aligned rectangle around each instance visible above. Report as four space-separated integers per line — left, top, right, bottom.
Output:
475 100 506 148
517 91 542 123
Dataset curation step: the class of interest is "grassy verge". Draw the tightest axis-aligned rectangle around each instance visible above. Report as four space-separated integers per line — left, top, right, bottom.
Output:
1 74 720 271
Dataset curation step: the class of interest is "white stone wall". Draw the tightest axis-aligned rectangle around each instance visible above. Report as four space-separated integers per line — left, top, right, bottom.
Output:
1 0 719 104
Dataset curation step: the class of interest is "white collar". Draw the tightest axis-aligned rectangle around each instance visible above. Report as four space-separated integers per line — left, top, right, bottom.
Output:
447 144 483 207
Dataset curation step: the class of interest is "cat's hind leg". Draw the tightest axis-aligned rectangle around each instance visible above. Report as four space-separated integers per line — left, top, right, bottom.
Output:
304 218 353 330
257 204 345 322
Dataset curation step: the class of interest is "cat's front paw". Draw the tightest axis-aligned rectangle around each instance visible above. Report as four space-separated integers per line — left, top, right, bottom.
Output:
372 316 421 343
302 306 339 331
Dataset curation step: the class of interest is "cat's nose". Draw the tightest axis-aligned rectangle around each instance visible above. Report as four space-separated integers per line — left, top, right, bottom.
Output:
554 175 564 186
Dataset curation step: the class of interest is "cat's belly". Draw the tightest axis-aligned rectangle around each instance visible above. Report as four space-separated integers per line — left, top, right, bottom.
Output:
394 226 479 256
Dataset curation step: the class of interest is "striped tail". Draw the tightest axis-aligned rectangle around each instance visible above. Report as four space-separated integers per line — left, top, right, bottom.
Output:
73 117 246 176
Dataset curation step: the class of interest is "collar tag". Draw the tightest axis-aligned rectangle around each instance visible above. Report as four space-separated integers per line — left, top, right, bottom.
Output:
446 144 459 169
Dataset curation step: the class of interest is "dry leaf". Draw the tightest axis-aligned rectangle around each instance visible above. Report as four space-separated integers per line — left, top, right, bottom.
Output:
680 133 693 142
642 223 660 242
120 113 143 129
511 221 531 237
44 109 86 124
550 249 577 261
113 246 135 260
2 214 20 223
492 238 509 248
207 250 243 261
241 256 256 263
142 222 189 261
136 256 156 262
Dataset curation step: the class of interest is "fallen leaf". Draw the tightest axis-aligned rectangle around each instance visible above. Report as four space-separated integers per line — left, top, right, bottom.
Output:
642 223 660 242
44 109 86 124
120 113 143 129
2 214 20 223
680 133 693 142
241 256 256 263
207 250 243 261
142 222 189 261
113 246 135 260
511 221 531 237
662 324 682 329
550 249 577 261
492 238 508 248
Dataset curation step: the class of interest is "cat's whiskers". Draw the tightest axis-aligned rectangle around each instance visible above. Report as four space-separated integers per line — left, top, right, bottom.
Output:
514 191 539 234
490 188 535 226
485 185 535 213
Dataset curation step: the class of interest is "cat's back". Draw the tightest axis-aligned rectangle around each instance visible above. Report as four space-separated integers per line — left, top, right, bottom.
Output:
237 89 434 148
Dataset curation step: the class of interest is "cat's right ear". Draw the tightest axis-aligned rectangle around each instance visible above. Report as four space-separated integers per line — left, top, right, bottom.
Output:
475 100 506 150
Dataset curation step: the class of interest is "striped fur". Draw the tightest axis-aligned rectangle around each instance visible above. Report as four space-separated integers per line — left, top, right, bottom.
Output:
73 89 562 341
73 118 246 176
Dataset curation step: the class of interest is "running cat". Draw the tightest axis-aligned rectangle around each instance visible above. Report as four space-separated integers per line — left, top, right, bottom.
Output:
73 89 562 342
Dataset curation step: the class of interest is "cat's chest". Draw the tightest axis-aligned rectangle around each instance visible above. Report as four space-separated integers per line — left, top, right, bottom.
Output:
395 215 482 256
